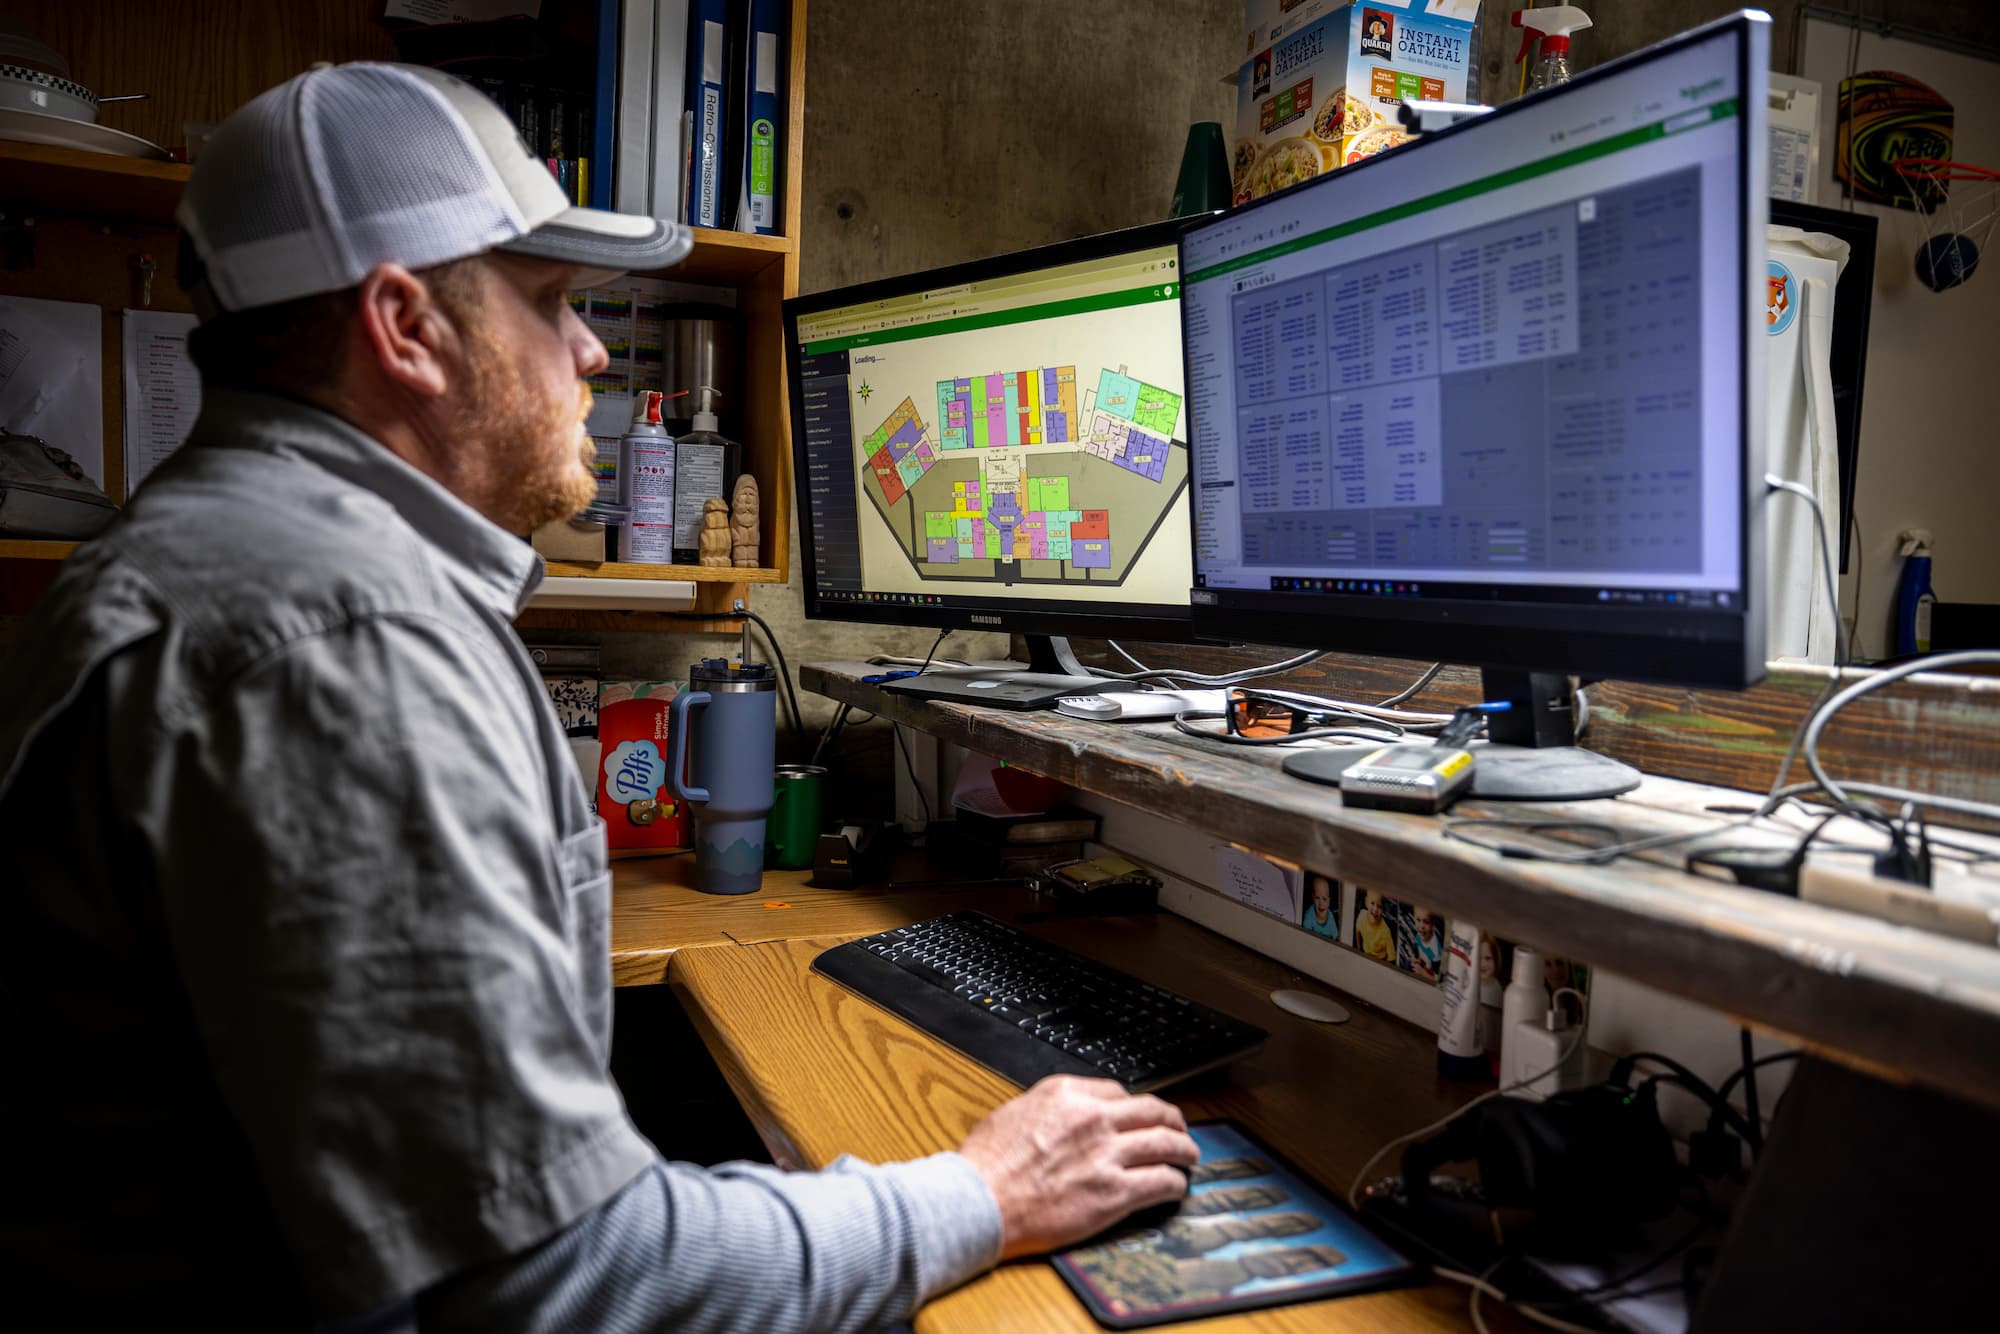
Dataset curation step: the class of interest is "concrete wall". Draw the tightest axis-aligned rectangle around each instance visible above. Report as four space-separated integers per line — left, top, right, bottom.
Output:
600 0 2000 718
595 0 1243 720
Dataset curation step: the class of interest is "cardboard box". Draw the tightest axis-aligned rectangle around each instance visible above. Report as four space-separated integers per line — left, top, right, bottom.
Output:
1231 1 1478 206
532 514 610 562
597 679 691 854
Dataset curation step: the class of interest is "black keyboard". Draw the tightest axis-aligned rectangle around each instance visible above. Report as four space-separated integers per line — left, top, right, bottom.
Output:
811 912 1267 1094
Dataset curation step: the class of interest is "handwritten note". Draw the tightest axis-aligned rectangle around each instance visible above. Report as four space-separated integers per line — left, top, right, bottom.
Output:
1212 845 1302 922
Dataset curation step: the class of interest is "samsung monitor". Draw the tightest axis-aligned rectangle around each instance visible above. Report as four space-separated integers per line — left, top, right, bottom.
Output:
1179 12 1770 798
786 222 1198 709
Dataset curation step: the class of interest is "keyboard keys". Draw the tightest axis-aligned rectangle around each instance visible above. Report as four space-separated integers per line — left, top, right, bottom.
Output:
827 912 1266 1092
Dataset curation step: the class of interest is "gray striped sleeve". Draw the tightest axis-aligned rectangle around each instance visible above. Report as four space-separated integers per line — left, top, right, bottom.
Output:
412 1152 1003 1333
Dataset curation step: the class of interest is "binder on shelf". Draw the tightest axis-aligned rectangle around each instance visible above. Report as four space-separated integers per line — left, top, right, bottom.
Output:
733 0 782 234
592 0 618 208
614 0 659 214
683 0 730 228
647 0 689 223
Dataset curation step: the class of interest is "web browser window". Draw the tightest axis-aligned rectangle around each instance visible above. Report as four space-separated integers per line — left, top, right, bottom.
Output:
1182 27 1753 613
794 244 1193 610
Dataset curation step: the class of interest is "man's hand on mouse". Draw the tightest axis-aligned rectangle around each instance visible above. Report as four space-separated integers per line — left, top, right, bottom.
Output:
956 1075 1200 1259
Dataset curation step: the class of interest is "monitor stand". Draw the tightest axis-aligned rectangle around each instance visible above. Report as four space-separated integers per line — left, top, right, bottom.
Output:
877 635 1116 712
1281 669 1642 802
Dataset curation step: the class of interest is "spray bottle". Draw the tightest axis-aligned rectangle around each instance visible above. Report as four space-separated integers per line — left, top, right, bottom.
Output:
616 390 675 563
1895 528 1937 657
1512 6 1593 94
671 386 744 565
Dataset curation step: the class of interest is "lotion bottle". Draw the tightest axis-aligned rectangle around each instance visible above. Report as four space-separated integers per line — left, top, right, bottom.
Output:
672 386 743 565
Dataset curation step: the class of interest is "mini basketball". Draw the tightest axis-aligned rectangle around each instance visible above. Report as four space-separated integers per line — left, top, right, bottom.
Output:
1915 233 1980 292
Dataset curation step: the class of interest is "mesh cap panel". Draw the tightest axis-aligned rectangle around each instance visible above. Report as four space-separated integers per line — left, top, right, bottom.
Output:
183 82 318 254
303 65 522 281
177 62 690 317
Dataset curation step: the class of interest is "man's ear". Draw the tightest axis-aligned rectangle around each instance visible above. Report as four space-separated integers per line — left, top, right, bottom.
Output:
352 262 460 398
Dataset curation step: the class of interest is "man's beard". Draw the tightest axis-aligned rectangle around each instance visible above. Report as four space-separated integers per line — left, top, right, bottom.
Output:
459 336 600 536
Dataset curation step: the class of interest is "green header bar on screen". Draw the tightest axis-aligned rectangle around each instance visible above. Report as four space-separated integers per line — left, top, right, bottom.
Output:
802 283 1177 355
1184 98 1739 286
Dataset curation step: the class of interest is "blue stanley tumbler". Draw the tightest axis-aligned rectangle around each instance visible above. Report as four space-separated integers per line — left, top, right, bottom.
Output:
668 655 778 894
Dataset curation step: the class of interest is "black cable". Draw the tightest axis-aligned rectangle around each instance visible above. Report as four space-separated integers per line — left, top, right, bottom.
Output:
633 608 806 747
1738 1029 1763 1154
1714 1052 1802 1120
893 724 932 828
742 609 806 747
1377 662 1446 708
1442 813 1762 867
809 703 852 769
1615 1051 1758 1146
916 628 949 676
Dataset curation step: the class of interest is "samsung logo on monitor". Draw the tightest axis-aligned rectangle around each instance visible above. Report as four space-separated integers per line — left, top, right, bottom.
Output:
969 614 1003 626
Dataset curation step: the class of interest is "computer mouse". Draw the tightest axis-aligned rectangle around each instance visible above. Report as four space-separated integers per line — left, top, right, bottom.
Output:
1118 1193 1186 1233
1056 695 1122 718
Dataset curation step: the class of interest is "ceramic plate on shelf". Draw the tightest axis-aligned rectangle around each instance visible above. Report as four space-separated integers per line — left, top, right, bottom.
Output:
0 105 168 159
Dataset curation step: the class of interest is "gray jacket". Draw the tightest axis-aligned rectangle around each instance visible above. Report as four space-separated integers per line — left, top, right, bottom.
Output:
0 389 997 1329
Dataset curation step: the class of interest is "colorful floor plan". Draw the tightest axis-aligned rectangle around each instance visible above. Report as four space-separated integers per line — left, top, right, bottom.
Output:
860 366 1187 588
938 367 1079 449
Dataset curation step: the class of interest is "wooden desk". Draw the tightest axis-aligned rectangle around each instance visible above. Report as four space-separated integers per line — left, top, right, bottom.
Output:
615 858 1479 1332
800 660 2000 1114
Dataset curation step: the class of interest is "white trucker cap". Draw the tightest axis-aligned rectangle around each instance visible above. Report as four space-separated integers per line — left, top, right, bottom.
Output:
177 62 692 318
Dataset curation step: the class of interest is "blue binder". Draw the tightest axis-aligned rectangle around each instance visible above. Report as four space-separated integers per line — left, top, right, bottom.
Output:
733 0 783 234
683 0 730 228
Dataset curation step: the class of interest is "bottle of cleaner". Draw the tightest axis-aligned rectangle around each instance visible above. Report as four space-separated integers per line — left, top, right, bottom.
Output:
617 390 675 563
1895 528 1937 657
1512 6 1593 93
672 386 744 565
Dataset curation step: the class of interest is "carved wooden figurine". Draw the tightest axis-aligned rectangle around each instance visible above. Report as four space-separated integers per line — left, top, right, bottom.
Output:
730 474 761 568
697 497 732 566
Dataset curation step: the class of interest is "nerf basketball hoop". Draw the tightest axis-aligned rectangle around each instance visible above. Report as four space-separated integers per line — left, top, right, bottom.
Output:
1892 157 1999 293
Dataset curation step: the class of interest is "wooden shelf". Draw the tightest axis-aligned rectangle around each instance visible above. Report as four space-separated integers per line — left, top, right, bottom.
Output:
0 141 189 224
0 141 792 285
0 539 82 560
1 0 809 607
664 228 796 285
803 660 2000 1115
541 559 785 584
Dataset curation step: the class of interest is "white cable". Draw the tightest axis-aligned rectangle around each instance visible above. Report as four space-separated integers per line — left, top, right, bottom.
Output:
1764 474 1849 669
1799 649 2000 822
1760 478 2000 824
1435 1266 1600 1334
1346 987 1588 1212
1105 640 1152 673
1756 476 1854 813
1088 647 1331 686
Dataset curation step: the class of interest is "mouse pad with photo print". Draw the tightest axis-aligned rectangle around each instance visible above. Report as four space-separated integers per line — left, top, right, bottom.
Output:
1050 1120 1419 1329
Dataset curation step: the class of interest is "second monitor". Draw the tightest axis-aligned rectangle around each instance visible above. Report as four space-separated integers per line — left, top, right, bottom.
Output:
786 222 1195 709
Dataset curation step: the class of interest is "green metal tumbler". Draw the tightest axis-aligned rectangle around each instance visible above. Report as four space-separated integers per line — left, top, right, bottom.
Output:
768 764 827 870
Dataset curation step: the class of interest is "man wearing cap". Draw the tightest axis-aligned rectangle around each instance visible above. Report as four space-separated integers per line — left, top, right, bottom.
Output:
0 64 1196 1329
